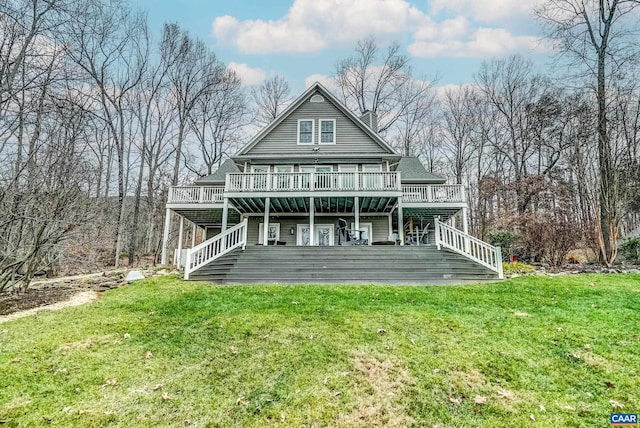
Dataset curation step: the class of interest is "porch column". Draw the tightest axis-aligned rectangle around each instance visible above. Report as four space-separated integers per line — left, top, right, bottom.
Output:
462 207 469 234
221 197 229 231
191 223 197 247
309 197 315 246
161 208 171 265
201 227 206 241
263 197 270 246
388 214 393 240
462 207 470 253
397 198 404 245
354 196 360 235
177 216 184 268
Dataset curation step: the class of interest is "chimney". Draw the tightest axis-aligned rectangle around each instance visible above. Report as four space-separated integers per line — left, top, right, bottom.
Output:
360 110 378 133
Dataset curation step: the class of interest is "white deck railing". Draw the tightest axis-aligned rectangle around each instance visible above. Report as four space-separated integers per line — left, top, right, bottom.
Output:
168 182 467 205
168 186 224 204
434 218 503 278
226 172 401 193
184 219 248 279
402 185 465 203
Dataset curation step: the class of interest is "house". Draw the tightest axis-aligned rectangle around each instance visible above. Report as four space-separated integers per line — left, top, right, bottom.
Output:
162 83 503 284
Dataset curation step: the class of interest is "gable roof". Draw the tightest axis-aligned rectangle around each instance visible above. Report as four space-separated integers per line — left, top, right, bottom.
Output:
194 159 240 184
235 82 397 157
396 157 446 184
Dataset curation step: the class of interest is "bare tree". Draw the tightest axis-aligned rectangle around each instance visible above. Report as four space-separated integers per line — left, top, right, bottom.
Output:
392 79 437 157
537 0 640 265
251 75 290 126
187 67 248 176
160 23 221 185
63 0 149 266
440 86 482 184
334 36 412 134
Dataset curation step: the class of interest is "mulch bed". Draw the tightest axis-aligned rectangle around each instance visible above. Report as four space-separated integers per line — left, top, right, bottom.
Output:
0 285 80 316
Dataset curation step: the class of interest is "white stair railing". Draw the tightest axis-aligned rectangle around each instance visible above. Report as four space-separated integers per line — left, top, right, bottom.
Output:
184 219 248 279
434 219 504 279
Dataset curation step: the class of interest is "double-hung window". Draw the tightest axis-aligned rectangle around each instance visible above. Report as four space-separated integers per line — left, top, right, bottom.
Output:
319 119 335 144
297 119 314 144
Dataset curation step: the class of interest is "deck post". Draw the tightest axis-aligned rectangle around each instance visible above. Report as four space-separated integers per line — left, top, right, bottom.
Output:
161 208 171 265
191 223 197 248
176 216 184 268
221 197 229 231
462 207 470 253
309 197 315 246
397 197 404 245
263 197 270 246
354 196 360 236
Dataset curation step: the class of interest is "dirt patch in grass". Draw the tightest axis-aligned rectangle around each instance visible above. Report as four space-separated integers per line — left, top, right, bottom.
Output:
337 354 414 427
0 268 176 319
0 286 79 315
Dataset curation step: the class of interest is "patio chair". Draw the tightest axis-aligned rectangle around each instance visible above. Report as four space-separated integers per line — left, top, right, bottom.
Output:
337 218 368 245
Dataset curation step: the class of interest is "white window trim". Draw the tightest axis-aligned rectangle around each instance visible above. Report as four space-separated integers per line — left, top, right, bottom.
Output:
362 164 382 171
297 119 314 145
258 223 280 244
319 119 336 144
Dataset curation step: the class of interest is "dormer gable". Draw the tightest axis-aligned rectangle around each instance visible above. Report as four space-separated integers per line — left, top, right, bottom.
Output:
236 83 397 158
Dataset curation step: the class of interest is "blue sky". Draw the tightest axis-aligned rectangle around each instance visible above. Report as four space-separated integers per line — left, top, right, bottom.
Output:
133 0 551 93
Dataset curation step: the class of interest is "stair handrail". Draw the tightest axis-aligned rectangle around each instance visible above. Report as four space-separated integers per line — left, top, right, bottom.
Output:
434 218 504 279
184 219 248 279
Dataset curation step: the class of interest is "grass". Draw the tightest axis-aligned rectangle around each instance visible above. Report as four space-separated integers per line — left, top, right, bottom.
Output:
1 274 639 427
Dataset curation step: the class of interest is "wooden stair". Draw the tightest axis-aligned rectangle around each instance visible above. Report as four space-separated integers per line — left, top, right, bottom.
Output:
187 245 499 285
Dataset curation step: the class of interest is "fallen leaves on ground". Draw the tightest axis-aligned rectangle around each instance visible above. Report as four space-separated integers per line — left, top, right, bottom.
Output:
474 395 487 404
101 379 117 387
610 399 624 410
497 389 515 400
161 392 171 401
236 396 247 406
377 328 387 334
144 350 153 359
448 396 462 405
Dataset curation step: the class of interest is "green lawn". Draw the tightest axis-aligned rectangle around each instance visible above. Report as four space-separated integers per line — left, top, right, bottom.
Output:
1 275 639 427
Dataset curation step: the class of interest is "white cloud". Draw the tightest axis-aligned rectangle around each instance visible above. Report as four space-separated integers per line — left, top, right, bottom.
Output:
429 0 540 23
409 27 542 58
213 0 545 59
304 73 335 90
227 62 266 86
212 0 426 54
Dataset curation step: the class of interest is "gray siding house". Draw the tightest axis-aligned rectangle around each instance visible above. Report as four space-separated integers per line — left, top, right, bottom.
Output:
163 83 503 283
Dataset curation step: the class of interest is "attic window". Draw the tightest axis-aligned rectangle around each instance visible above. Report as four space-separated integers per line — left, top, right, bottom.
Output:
297 119 314 144
319 119 335 144
310 95 324 103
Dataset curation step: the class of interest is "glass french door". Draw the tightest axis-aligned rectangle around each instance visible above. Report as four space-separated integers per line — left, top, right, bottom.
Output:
251 166 268 190
297 224 334 246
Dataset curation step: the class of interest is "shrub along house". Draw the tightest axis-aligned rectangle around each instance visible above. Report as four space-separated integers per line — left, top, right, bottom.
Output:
162 83 503 284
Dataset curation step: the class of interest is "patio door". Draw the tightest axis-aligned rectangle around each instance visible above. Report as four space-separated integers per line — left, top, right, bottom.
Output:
251 165 268 190
351 222 372 244
362 164 381 190
297 224 334 246
275 165 292 190
339 165 357 190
